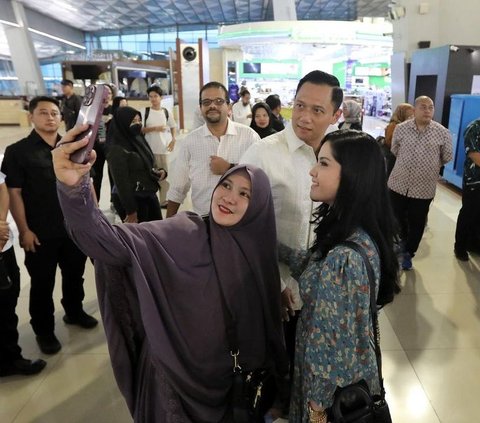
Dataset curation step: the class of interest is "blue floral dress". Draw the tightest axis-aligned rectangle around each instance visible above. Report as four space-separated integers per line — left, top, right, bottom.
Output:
279 229 381 422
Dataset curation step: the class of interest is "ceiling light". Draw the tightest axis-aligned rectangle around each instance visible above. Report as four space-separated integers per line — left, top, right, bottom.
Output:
28 28 86 50
51 0 77 13
0 20 21 28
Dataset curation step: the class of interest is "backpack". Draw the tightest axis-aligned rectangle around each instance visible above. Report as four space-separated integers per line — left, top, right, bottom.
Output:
144 107 169 126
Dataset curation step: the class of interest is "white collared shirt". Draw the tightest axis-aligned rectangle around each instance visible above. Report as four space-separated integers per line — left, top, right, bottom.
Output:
240 124 319 309
168 119 260 215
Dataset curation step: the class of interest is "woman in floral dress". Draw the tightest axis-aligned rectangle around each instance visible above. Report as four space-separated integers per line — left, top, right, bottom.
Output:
279 130 400 421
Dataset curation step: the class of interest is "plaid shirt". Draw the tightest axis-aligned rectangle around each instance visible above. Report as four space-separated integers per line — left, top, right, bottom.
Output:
388 119 453 199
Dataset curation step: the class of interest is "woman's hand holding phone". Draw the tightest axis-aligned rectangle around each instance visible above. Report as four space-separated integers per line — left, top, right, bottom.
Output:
53 125 97 187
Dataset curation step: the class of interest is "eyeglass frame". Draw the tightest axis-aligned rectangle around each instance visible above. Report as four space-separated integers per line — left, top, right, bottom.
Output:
199 97 230 107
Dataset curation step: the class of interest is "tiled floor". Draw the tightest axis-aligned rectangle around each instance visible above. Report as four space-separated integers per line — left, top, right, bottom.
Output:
0 120 478 423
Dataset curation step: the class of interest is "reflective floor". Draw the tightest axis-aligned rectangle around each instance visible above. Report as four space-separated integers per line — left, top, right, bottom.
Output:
0 120 478 423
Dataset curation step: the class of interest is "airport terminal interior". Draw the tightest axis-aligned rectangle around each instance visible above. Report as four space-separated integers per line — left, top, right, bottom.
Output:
1 0 480 422
1 119 479 423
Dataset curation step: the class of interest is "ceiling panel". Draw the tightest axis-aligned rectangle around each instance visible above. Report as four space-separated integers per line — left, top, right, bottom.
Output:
0 0 390 59
16 0 390 32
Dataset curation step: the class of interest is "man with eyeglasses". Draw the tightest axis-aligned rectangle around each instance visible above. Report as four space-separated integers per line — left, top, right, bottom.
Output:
388 96 453 270
1 96 98 356
166 82 260 217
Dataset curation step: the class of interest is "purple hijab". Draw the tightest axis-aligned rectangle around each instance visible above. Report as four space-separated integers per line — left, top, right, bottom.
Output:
60 165 287 422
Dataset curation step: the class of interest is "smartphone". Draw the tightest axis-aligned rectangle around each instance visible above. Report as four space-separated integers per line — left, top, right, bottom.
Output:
66 84 108 164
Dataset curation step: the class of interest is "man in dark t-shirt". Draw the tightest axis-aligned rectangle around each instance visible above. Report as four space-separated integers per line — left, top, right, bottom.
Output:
60 79 81 130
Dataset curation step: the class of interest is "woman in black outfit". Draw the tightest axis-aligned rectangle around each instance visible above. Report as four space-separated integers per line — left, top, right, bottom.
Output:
107 106 165 223
91 84 115 201
250 102 277 139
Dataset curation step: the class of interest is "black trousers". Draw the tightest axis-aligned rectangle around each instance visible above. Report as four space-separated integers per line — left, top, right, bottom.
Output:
389 190 433 256
0 247 22 364
92 141 106 202
455 186 480 252
113 192 162 223
283 310 301 384
24 237 87 336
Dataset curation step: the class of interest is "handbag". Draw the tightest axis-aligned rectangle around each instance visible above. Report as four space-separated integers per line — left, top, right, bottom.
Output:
231 367 273 422
327 241 392 423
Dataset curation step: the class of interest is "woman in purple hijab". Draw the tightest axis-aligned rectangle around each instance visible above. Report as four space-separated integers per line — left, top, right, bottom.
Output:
53 129 288 422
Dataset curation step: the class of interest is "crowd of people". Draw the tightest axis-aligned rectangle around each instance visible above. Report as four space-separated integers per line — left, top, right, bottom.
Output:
1 67 475 423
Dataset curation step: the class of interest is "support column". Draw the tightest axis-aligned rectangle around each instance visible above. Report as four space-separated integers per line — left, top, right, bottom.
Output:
5 0 45 95
272 0 297 21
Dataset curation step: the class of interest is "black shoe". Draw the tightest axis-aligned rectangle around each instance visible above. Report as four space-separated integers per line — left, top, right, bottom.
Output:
454 249 469 261
36 334 62 355
467 244 480 255
63 311 98 329
0 358 47 377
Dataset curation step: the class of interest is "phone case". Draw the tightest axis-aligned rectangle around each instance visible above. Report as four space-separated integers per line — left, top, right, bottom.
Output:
69 84 108 164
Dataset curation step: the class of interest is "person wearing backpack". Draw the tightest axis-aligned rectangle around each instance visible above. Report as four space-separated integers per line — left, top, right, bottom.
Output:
142 86 176 208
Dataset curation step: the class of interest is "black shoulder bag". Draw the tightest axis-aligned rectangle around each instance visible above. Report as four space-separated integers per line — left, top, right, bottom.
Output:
327 241 392 423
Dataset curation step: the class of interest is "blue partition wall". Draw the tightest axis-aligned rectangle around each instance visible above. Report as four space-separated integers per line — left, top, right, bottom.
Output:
445 94 480 189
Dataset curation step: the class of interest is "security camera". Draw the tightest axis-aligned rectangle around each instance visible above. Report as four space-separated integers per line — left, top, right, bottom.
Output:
450 45 459 52
182 46 197 62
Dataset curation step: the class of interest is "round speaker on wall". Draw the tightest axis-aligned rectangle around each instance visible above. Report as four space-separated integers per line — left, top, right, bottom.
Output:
182 46 197 62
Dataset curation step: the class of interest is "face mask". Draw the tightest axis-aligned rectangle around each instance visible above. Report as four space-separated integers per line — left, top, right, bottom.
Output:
129 123 142 136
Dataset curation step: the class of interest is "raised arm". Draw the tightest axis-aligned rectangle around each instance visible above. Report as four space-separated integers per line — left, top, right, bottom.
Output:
53 127 131 266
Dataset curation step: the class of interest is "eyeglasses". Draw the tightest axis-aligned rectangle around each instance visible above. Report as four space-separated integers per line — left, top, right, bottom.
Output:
200 98 227 107
37 110 61 118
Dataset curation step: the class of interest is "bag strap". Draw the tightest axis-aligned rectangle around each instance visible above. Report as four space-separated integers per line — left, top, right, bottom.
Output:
144 107 150 126
203 217 241 372
162 107 169 121
340 240 387 400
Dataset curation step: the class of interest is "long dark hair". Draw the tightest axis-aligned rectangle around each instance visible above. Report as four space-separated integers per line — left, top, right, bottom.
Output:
312 129 400 305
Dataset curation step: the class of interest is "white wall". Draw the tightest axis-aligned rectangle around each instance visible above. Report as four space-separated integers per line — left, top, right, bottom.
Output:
392 0 480 59
209 48 224 84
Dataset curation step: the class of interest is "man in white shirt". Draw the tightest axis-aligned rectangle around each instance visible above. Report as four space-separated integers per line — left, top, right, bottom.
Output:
166 82 260 217
240 70 343 382
231 89 252 126
142 85 177 206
